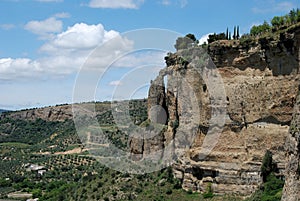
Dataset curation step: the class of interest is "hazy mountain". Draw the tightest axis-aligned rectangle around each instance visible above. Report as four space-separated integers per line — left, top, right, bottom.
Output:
0 109 9 114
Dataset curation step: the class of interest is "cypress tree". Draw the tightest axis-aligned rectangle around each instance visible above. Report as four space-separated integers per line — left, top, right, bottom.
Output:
233 26 236 40
226 28 229 40
237 26 240 39
261 150 274 182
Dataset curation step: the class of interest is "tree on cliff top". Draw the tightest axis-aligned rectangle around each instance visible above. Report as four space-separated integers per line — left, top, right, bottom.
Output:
250 21 271 36
174 33 197 50
207 32 226 43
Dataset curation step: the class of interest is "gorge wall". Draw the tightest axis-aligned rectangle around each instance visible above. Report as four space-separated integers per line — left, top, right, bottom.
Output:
130 26 300 196
282 89 300 201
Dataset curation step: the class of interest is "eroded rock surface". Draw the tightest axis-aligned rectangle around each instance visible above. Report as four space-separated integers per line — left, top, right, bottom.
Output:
130 25 300 195
282 90 300 201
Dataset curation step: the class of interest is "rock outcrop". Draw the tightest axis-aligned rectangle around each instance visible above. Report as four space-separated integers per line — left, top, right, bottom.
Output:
130 25 300 195
1 105 73 122
282 89 300 201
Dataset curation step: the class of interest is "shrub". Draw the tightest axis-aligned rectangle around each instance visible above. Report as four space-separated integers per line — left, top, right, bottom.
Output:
203 183 214 198
166 189 172 195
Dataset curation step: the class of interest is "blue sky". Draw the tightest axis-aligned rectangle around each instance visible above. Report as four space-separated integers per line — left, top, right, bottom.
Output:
0 0 299 110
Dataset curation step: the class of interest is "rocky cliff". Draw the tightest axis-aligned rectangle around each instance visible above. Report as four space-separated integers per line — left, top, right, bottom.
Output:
0 102 115 122
282 89 300 200
130 25 300 196
1 105 73 122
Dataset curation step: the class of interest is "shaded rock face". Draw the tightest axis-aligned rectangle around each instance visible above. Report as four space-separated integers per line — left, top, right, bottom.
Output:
130 26 300 195
130 50 208 162
282 90 300 201
148 75 168 124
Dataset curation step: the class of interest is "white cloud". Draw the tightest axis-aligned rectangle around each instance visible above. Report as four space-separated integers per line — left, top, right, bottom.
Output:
40 23 119 52
88 0 144 9
0 24 15 30
198 33 212 45
0 58 42 80
252 1 295 13
109 80 122 86
0 22 134 81
24 17 63 39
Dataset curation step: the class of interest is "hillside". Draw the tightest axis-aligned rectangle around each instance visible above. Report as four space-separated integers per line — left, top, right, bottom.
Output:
0 10 300 201
0 100 240 200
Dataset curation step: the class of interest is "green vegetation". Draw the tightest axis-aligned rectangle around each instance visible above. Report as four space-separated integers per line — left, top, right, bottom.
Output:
205 8 300 46
249 8 300 37
207 32 227 43
203 182 214 199
250 21 271 36
250 8 300 36
271 9 300 30
0 118 65 144
247 174 284 201
247 151 284 201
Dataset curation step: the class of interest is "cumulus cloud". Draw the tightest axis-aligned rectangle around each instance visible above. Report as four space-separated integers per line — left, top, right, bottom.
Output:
0 58 42 80
198 33 211 45
40 23 119 52
24 17 63 39
88 0 144 9
252 1 295 13
0 22 134 81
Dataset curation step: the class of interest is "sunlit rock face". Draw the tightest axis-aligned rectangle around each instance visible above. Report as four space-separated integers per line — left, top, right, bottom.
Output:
282 90 300 201
130 26 300 196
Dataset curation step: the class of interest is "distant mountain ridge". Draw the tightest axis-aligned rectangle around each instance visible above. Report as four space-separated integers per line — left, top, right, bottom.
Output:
0 109 9 114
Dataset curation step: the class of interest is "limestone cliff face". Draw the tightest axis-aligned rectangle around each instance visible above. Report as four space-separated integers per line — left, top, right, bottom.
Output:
282 90 300 201
209 28 300 76
130 26 300 195
1 105 73 122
